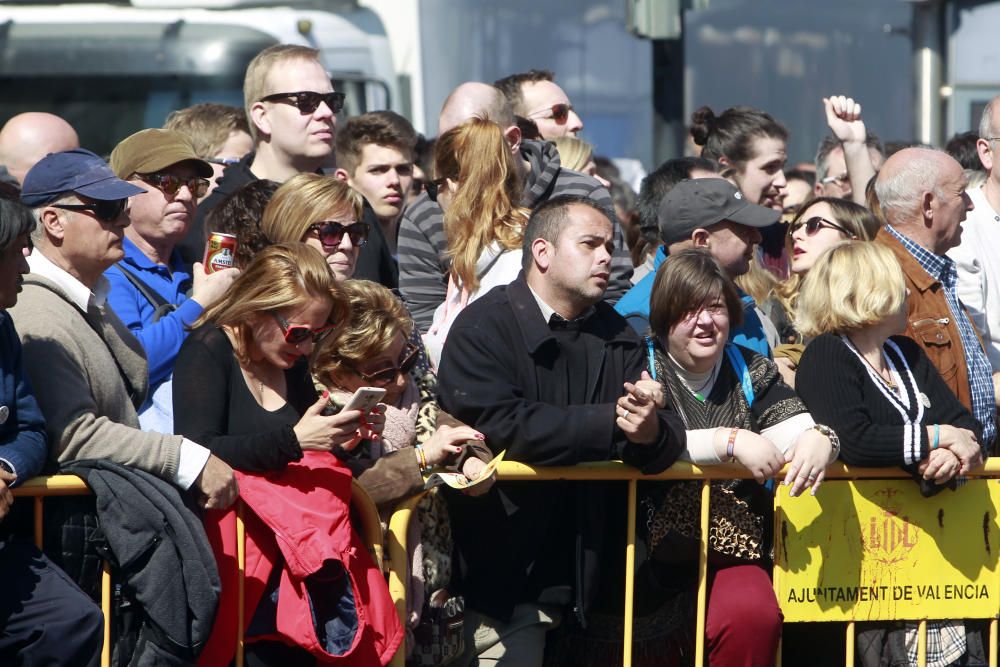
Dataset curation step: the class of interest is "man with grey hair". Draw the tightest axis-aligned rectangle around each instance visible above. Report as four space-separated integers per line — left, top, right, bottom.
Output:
874 147 996 455
949 96 1000 390
397 81 632 331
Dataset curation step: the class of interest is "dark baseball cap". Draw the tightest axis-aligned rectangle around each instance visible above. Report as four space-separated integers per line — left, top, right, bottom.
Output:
21 149 146 207
658 178 780 245
110 129 212 180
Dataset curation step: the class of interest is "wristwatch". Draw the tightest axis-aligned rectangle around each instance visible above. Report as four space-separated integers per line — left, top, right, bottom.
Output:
810 424 841 459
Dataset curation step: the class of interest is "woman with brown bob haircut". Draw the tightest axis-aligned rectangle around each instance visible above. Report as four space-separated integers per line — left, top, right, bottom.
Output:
632 248 836 665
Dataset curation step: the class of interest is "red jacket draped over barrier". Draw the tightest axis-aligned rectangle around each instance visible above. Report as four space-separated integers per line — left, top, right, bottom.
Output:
198 452 403 665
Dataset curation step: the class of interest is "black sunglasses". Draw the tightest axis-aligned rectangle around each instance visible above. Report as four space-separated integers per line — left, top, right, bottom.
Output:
306 221 369 248
789 216 856 239
52 198 127 223
137 172 210 198
425 178 450 203
351 343 421 386
271 312 335 345
260 91 346 115
527 103 572 124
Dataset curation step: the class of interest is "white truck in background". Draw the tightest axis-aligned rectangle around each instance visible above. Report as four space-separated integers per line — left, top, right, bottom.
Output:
0 0 399 155
0 0 658 170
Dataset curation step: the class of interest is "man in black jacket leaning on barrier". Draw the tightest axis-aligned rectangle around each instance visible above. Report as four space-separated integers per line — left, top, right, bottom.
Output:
437 195 685 666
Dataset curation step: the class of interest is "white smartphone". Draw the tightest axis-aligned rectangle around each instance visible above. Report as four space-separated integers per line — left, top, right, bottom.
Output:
339 386 386 414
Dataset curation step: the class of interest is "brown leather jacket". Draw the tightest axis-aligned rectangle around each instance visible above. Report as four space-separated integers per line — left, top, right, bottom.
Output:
876 229 984 413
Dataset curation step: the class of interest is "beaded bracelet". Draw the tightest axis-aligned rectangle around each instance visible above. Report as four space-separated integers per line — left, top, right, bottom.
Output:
726 427 739 461
932 424 940 450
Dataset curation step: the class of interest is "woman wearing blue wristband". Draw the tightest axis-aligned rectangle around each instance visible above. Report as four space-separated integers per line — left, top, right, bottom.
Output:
796 241 983 487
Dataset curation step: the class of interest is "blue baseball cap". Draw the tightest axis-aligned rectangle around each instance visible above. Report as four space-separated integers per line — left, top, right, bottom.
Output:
20 149 146 207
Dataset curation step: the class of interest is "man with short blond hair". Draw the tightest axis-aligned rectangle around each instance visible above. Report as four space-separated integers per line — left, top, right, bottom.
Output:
183 43 396 285
163 103 253 201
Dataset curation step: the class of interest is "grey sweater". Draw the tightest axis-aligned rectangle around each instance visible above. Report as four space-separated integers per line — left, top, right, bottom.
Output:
9 274 182 480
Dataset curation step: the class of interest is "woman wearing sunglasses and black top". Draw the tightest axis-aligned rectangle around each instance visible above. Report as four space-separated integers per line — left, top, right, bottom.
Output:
172 242 381 473
769 197 881 384
261 172 437 389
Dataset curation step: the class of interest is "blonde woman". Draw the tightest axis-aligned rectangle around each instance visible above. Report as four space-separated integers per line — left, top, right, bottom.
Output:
261 173 368 281
173 243 380 472
795 240 985 666
553 135 611 187
796 241 981 478
423 117 530 367
261 172 436 392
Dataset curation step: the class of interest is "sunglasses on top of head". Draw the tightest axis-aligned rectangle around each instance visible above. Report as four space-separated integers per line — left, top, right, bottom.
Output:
52 198 128 223
526 103 572 124
350 343 421 386
270 311 335 345
137 172 210 199
789 216 856 239
259 91 346 115
306 220 369 248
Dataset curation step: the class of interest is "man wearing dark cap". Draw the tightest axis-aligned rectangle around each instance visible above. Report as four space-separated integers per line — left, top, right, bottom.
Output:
10 149 237 508
106 129 239 432
615 178 780 355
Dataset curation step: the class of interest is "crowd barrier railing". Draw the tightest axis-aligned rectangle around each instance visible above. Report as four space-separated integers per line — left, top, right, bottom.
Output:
12 475 385 667
385 459 1000 667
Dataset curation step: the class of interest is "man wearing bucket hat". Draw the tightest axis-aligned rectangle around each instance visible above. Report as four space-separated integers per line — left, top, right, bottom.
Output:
615 178 781 355
105 129 239 432
9 148 237 508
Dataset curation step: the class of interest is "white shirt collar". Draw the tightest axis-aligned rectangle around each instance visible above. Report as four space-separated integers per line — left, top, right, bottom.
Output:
27 250 110 312
526 283 595 325
527 283 559 324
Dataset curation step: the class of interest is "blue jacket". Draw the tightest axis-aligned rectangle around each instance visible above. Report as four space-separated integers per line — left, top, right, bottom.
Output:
105 238 203 388
613 247 772 357
0 312 46 485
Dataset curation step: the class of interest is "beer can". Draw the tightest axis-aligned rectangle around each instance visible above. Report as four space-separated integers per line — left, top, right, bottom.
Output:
204 232 237 274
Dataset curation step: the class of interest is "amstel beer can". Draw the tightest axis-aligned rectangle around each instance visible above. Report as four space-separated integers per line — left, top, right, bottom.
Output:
204 232 237 274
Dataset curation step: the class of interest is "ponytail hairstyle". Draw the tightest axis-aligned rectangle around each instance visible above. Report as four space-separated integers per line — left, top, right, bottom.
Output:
690 106 788 179
434 116 530 291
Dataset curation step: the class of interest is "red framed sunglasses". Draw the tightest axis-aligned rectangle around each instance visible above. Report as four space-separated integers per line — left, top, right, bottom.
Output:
271 312 334 345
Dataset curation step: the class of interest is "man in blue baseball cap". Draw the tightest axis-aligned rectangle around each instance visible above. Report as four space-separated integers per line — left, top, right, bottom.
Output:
10 149 237 508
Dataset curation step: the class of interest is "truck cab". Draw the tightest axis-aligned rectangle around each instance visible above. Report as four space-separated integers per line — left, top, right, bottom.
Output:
0 0 398 153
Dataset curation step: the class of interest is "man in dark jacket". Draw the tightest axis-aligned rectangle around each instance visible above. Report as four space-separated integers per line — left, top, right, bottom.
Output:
437 195 685 665
179 44 397 287
398 82 632 332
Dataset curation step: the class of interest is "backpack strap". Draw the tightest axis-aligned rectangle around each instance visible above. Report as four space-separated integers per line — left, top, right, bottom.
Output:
114 263 178 323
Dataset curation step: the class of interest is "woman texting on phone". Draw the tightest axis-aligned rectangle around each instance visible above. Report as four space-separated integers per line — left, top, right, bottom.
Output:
312 280 494 662
173 243 383 471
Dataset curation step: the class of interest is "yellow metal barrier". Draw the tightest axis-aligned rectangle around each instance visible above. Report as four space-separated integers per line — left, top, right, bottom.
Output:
12 475 386 667
385 459 1000 667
